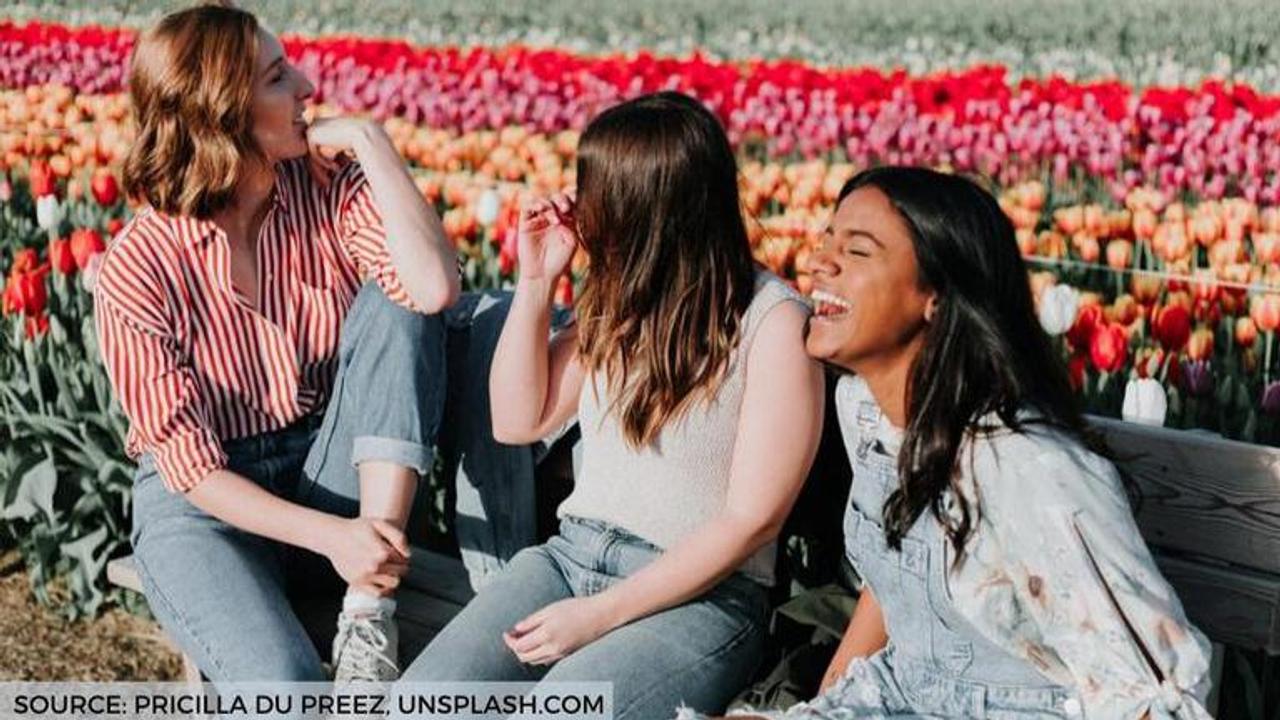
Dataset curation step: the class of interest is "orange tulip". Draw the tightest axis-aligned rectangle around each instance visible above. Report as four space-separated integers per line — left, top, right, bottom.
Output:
1016 228 1037 257
1037 230 1066 259
1105 240 1133 270
1073 233 1101 264
1236 316 1259 348
1111 294 1140 326
1261 207 1280 233
1250 293 1280 333
1084 204 1106 236
1187 327 1215 361
1131 272 1162 305
1191 213 1222 246
1133 207 1158 240
1055 206 1083 235
1190 269 1219 304
1254 232 1280 265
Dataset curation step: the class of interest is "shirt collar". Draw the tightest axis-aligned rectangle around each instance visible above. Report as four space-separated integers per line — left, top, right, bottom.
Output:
177 166 290 249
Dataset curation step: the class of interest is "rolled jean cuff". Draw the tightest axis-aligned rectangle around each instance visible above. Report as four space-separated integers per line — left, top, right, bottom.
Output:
351 435 435 476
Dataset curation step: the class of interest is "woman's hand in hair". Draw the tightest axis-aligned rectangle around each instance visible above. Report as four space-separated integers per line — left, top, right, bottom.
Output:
516 193 578 282
502 594 617 666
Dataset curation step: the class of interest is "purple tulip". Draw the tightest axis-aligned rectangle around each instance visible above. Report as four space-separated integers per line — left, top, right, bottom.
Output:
1180 360 1214 398
1262 382 1280 416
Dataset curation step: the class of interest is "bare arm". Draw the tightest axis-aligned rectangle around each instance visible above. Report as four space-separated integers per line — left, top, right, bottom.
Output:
309 118 460 313
349 123 460 312
489 193 584 445
186 470 411 592
819 587 888 691
489 276 584 444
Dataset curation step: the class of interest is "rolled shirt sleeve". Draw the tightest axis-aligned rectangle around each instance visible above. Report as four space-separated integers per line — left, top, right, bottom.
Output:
956 434 1213 720
94 284 227 494
331 159 424 313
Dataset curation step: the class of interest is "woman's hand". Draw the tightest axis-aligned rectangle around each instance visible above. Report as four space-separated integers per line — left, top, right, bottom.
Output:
516 193 578 282
502 595 617 665
316 516 411 593
304 117 381 187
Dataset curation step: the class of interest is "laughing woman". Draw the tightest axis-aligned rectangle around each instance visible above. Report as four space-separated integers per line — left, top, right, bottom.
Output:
94 3 459 681
695 167 1212 720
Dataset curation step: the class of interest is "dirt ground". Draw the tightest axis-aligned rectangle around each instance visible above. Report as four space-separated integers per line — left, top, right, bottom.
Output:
0 551 182 681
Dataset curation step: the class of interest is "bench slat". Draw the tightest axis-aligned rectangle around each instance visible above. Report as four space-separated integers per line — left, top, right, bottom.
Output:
1153 553 1280 653
1092 416 1280 576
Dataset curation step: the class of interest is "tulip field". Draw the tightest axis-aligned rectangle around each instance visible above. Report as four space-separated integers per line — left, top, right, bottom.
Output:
2 2 1280 697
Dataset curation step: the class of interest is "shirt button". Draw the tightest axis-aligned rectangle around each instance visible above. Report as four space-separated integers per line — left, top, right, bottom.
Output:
1062 698 1082 717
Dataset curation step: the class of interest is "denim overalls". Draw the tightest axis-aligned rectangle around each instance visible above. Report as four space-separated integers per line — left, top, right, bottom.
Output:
807 392 1082 718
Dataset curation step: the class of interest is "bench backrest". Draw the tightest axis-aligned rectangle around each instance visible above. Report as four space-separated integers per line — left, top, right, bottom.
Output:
1091 416 1280 653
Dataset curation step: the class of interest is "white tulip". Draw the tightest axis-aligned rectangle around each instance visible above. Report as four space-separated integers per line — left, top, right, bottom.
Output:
1122 378 1167 427
35 194 62 232
476 189 502 226
1037 284 1079 336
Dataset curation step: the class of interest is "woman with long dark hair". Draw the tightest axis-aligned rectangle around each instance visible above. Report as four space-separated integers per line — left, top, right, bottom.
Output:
693 167 1211 719
396 91 825 719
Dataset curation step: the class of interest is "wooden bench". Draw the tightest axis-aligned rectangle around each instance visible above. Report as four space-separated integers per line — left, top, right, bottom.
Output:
106 415 1280 695
1093 417 1280 655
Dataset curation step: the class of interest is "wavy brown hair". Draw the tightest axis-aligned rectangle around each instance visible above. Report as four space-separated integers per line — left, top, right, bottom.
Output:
122 1 264 219
574 92 757 448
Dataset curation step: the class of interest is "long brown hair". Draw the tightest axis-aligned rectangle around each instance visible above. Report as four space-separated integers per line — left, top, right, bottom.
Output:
122 1 264 218
575 92 757 448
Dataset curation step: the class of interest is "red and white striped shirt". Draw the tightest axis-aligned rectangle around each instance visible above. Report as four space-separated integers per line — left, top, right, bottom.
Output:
94 158 420 494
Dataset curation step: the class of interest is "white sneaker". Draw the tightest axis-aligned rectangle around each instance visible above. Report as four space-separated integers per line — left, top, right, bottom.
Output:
332 607 400 683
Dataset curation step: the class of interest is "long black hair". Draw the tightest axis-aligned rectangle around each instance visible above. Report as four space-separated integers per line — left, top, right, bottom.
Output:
839 167 1112 557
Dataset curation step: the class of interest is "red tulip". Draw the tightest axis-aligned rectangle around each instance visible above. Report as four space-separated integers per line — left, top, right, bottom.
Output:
555 275 574 306
2 278 22 315
1134 346 1165 379
69 228 105 270
49 237 76 274
11 248 39 276
24 312 49 340
106 217 124 236
15 271 48 317
1067 303 1104 351
1067 353 1088 391
1153 303 1191 351
27 160 56 197
90 168 119 206
1090 322 1129 373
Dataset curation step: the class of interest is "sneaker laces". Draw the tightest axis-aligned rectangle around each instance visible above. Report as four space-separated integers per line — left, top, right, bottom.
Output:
335 613 397 681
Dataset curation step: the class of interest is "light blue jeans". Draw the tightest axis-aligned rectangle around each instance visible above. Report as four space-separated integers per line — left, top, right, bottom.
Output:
396 515 770 719
129 283 564 680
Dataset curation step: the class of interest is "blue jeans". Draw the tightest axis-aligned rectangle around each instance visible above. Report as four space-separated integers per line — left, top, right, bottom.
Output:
396 516 770 719
129 284 554 680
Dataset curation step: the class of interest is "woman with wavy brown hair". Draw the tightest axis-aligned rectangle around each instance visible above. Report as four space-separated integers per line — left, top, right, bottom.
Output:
95 2 459 682
395 91 825 719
